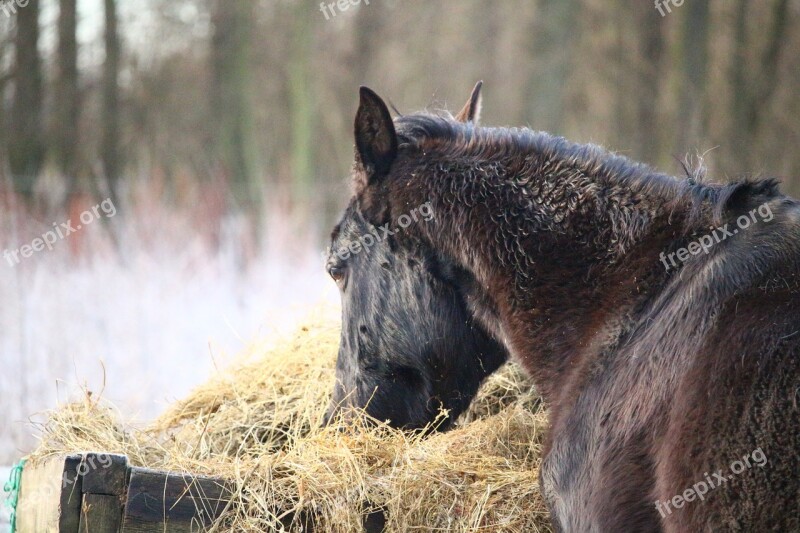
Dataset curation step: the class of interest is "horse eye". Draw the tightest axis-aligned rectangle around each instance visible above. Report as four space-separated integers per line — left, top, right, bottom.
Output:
328 266 346 283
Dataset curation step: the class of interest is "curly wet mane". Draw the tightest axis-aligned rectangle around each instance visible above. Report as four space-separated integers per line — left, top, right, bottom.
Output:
393 112 781 227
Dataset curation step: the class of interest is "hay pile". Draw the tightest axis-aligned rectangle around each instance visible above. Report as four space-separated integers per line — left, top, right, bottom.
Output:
31 309 552 532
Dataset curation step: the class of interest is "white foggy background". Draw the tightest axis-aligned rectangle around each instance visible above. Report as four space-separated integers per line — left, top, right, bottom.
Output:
0 193 338 464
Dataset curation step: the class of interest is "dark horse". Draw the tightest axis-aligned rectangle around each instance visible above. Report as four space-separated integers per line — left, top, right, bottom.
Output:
325 82 800 532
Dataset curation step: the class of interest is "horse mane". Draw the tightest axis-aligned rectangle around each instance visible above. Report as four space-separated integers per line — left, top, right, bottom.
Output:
393 112 782 228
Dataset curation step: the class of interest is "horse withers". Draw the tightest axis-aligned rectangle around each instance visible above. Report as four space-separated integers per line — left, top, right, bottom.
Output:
325 82 800 532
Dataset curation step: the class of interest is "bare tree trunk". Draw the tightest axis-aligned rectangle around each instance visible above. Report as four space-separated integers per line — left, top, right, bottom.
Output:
210 0 260 219
288 0 314 209
731 0 790 172
612 1 633 150
352 1 384 85
676 0 710 156
103 0 122 203
0 17 12 181
9 0 44 199
633 1 666 166
526 0 579 134
56 0 79 188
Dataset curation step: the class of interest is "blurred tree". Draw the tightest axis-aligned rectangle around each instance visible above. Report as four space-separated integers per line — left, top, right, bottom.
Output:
103 0 122 203
0 17 12 179
731 0 791 172
612 1 635 150
288 0 314 208
633 1 665 167
352 0 384 85
210 0 261 218
55 0 80 188
526 0 579 134
675 0 710 155
2 0 797 223
9 0 44 198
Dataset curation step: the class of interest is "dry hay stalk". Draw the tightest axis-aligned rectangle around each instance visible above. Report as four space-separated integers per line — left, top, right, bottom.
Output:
30 308 552 532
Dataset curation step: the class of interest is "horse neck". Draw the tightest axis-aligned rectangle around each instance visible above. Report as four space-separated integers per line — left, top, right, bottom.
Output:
394 156 696 402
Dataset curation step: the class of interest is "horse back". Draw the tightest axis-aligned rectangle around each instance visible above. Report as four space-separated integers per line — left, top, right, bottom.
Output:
657 286 800 532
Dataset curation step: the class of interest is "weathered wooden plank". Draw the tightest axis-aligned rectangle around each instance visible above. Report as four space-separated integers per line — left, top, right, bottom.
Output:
121 467 231 532
16 455 82 533
16 453 232 532
78 493 123 533
79 454 128 496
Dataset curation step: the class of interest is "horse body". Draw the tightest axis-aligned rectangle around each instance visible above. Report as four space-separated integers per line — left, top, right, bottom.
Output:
539 248 800 531
328 84 800 531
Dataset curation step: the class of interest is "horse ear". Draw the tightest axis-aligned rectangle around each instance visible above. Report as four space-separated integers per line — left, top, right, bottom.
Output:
354 86 398 187
454 81 483 124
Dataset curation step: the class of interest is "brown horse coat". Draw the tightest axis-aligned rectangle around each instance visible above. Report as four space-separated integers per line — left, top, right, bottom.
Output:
347 85 800 532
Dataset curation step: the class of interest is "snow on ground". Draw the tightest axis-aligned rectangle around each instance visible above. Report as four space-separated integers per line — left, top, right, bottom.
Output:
0 199 339 464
